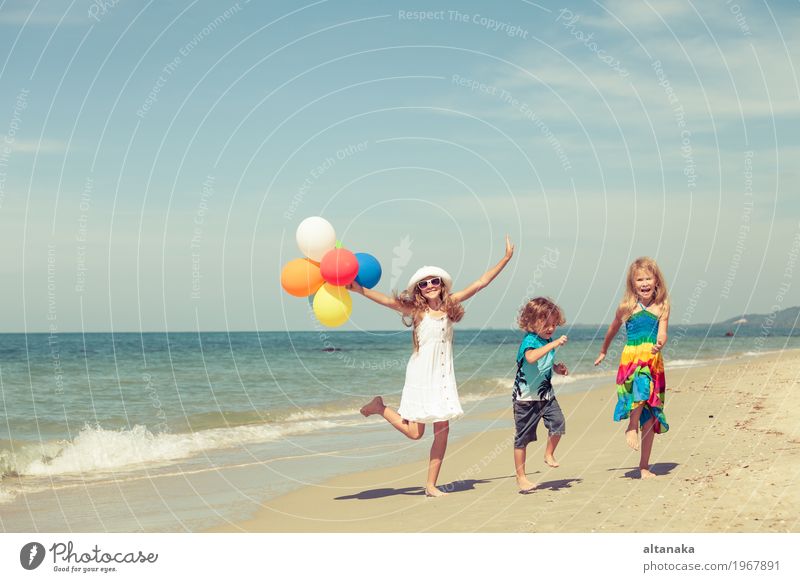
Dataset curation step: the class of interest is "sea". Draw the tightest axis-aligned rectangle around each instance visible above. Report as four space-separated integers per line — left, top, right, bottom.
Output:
1 328 798 531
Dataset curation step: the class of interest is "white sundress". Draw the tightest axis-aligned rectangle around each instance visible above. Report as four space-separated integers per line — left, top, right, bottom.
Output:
397 312 463 423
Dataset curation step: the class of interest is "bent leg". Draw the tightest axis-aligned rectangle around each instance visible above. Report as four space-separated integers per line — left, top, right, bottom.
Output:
360 396 425 440
542 400 565 467
544 435 561 467
626 404 643 450
426 421 449 497
639 417 657 478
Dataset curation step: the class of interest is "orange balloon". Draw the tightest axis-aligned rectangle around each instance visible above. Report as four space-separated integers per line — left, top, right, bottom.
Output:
281 258 324 297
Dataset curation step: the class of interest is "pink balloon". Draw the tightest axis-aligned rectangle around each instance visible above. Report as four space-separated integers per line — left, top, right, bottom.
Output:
320 248 359 286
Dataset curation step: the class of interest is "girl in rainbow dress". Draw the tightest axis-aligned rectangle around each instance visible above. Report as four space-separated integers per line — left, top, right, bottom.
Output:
594 257 670 479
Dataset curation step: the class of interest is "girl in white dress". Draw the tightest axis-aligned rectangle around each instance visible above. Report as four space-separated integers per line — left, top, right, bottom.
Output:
351 236 514 497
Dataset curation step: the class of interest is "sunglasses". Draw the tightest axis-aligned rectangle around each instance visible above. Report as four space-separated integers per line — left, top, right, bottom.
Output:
417 277 442 290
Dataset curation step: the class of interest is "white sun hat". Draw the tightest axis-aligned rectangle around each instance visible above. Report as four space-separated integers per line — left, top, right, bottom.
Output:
406 266 453 293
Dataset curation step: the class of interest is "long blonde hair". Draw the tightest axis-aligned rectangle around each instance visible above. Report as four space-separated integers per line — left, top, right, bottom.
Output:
618 257 669 320
395 286 464 351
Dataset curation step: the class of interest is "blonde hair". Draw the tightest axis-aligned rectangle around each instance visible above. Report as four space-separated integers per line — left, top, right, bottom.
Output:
518 297 565 334
395 286 464 351
619 257 669 320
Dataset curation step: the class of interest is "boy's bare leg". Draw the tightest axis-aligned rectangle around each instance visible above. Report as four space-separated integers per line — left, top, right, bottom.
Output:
626 405 643 450
360 396 425 440
639 418 657 479
544 434 561 467
514 447 537 492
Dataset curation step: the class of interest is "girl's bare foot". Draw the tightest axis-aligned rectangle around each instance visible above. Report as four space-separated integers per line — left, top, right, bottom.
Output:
625 428 640 450
516 476 537 493
640 468 657 479
359 396 385 417
544 454 560 468
425 486 447 498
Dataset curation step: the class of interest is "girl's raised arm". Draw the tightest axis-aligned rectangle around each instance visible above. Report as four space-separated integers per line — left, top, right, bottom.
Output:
348 281 408 314
450 235 514 303
594 307 624 366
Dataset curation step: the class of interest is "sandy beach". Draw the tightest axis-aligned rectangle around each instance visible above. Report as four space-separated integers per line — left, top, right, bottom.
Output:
212 349 800 533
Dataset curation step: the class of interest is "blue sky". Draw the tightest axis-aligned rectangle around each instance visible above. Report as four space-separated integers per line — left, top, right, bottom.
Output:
0 0 797 332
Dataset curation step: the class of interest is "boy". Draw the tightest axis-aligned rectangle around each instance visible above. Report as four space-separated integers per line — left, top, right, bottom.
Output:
513 297 568 493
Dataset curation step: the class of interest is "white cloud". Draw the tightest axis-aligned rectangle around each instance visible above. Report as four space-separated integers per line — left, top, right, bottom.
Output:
7 138 67 153
586 0 696 30
503 0 800 121
0 4 85 26
463 22 800 144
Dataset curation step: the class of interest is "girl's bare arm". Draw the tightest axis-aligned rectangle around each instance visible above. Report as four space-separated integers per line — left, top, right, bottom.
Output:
348 281 408 313
450 235 514 303
594 309 624 365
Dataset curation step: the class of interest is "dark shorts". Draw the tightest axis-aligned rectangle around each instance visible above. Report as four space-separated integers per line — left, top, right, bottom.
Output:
513 398 566 449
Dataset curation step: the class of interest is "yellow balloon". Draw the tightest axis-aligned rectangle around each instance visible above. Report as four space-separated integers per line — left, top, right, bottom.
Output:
313 283 352 327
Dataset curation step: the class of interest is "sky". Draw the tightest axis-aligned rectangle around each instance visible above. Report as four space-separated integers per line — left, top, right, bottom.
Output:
0 0 797 332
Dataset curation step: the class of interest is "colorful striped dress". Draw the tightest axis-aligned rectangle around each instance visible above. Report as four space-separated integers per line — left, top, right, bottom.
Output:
614 303 669 433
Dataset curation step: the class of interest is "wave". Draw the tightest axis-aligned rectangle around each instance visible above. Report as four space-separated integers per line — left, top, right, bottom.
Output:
283 407 361 422
460 391 501 404
666 359 703 368
171 403 365 431
0 485 15 503
0 439 64 478
0 418 347 481
552 371 607 385
741 349 786 357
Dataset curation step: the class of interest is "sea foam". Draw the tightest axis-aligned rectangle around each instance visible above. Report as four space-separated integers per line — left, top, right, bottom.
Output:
3 419 341 479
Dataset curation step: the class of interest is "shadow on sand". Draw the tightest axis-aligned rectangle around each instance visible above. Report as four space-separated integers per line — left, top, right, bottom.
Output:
607 462 679 479
334 486 426 500
334 478 499 500
534 478 583 491
335 473 591 500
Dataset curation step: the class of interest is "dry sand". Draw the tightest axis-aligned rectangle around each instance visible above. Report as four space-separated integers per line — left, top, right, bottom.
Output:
212 350 800 532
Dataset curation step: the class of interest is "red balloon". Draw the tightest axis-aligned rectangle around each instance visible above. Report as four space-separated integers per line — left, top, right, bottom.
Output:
320 248 359 286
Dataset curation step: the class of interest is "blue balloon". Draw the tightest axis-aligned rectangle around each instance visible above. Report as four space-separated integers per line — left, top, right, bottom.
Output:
354 253 382 289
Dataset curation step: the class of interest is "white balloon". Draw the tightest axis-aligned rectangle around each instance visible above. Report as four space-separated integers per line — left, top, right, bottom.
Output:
296 216 336 262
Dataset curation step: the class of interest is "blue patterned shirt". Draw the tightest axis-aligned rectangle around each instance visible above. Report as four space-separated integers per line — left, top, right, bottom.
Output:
513 333 555 401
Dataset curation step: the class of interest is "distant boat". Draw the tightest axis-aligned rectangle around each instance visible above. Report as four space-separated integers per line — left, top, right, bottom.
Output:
725 330 734 337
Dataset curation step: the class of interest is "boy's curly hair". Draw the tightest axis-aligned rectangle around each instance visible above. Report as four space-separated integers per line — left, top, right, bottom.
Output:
518 297 565 333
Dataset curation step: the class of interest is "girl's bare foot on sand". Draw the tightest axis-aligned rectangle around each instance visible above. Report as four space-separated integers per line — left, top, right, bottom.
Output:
425 486 447 498
359 396 385 417
544 454 560 468
516 476 537 493
640 468 657 479
625 428 640 450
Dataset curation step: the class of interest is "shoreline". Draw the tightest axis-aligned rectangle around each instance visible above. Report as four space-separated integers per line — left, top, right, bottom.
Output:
211 349 800 533
1 348 797 532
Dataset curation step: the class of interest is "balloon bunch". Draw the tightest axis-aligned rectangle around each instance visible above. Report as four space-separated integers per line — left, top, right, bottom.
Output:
280 216 382 327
